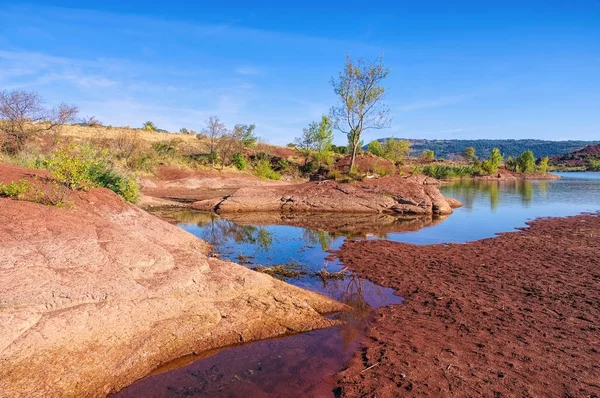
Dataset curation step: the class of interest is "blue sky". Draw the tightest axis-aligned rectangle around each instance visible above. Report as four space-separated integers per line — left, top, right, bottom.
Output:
0 1 598 145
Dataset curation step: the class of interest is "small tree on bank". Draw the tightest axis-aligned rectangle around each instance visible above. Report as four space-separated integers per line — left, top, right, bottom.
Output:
331 55 391 172
294 115 334 167
518 150 536 173
202 116 227 166
481 148 503 174
367 140 384 157
420 149 435 162
537 156 549 174
463 146 477 161
0 89 78 154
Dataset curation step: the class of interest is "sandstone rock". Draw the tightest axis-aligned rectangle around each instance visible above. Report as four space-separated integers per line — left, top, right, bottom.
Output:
0 165 346 397
193 177 461 216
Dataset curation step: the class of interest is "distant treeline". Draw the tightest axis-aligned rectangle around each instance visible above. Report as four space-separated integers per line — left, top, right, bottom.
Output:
369 138 600 159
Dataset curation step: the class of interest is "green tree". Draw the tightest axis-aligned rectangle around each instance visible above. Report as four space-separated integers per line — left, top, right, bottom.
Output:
537 156 549 174
367 140 384 157
463 146 477 161
505 156 518 172
236 124 257 147
420 149 435 162
142 121 157 131
295 115 334 166
481 148 503 174
331 55 391 172
518 150 536 173
384 138 411 164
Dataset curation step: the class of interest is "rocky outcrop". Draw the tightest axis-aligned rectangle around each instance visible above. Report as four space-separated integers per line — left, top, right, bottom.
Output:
193 176 461 216
0 165 346 397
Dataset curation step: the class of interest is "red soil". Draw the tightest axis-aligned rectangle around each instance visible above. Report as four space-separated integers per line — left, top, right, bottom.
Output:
334 214 600 397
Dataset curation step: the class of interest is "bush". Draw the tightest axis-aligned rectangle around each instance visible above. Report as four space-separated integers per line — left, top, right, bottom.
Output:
232 152 247 170
151 140 178 157
414 164 475 179
420 149 435 162
255 159 281 180
43 146 139 202
276 158 292 172
537 156 549 174
367 140 384 157
43 146 99 190
372 165 393 176
0 179 32 199
588 159 600 171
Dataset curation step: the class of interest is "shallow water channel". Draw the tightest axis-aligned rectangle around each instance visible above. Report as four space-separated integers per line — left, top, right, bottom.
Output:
117 172 600 397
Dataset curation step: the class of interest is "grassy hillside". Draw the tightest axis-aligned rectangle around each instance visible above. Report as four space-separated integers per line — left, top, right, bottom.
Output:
370 138 600 159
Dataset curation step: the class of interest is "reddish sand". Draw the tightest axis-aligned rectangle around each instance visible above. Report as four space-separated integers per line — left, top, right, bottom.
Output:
334 214 600 397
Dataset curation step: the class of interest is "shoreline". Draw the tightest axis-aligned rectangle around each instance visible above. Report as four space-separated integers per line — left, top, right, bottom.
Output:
333 213 600 397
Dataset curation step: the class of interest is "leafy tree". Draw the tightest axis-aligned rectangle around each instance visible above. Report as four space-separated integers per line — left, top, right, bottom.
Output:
330 144 348 155
236 124 257 147
481 148 503 174
142 121 157 131
384 138 411 164
231 153 246 170
463 146 477 161
294 115 334 166
331 55 390 172
215 124 248 169
505 156 518 172
0 89 78 154
518 150 536 173
537 156 549 173
367 140 384 157
179 127 189 134
420 149 435 162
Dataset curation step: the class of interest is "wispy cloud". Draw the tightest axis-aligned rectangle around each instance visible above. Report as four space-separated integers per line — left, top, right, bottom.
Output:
398 94 469 112
235 66 261 75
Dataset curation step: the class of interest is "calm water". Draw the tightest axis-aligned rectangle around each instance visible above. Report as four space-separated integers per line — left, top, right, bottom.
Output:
118 172 600 397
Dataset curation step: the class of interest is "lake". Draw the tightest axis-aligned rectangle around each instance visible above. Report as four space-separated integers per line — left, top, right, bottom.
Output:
116 172 600 397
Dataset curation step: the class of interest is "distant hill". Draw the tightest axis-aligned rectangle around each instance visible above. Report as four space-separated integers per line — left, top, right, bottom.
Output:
368 138 600 159
549 145 600 171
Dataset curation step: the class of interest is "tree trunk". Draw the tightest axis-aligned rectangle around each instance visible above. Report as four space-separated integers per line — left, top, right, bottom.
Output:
350 142 358 173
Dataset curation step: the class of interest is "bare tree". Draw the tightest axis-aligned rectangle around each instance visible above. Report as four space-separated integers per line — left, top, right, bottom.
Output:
202 116 227 166
79 115 103 127
216 124 246 169
330 55 391 172
0 90 78 153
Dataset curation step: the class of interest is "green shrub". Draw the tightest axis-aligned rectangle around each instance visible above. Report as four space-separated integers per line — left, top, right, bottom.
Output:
505 156 518 172
152 140 178 156
588 159 600 171
255 159 281 180
0 179 32 199
537 156 549 174
232 153 247 170
276 158 292 172
367 140 384 157
420 149 435 161
43 146 99 190
414 164 475 179
43 146 139 202
87 164 139 202
373 165 394 177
